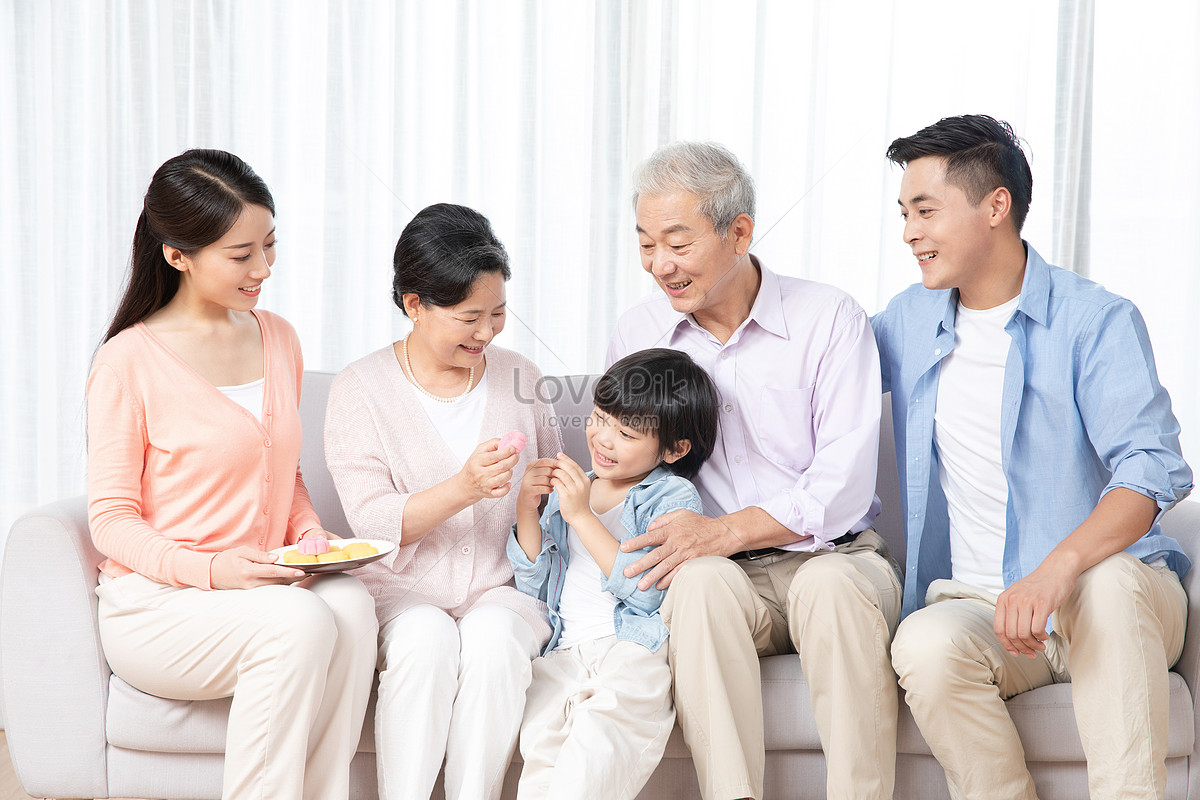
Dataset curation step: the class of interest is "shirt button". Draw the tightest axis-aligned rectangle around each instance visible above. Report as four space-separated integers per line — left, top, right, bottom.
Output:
453 596 465 605
461 546 471 555
724 404 733 413
934 348 942 356
735 455 743 464
265 473 272 482
720 352 728 360
263 508 269 515
264 439 272 447
265 408 272 416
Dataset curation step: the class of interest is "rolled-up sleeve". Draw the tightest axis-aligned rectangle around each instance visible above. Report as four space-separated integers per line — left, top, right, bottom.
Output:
507 522 556 603
1077 299 1193 519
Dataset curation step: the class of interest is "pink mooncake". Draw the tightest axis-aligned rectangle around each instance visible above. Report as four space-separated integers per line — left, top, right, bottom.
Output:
298 537 330 556
498 430 527 454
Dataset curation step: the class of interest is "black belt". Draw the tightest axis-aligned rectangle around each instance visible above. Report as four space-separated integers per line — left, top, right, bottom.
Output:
730 530 859 561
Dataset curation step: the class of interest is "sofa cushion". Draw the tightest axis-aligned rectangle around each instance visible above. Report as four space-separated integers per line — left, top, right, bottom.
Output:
107 656 1194 761
896 673 1194 760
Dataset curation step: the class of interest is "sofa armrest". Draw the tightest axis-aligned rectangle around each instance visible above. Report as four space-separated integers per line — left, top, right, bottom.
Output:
1161 499 1200 796
1170 500 1200 684
1 495 109 798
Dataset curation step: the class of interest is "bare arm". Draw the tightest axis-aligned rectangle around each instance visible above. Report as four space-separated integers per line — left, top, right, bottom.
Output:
514 458 556 561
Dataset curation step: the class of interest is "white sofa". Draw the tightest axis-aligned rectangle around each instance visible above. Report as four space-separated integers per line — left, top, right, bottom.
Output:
3 370 1199 799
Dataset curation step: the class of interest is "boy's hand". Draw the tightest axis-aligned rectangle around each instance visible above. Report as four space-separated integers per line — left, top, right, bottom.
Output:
518 458 557 511
550 453 594 526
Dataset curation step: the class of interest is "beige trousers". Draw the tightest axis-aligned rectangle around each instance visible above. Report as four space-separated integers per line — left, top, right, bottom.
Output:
662 530 903 800
891 554 1187 800
96 571 378 800
517 634 675 800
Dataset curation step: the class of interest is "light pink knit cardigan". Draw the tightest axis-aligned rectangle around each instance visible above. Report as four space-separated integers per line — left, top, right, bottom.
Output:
324 344 562 638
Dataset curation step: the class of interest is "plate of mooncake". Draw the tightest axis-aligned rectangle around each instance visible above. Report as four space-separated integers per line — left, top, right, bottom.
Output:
270 538 395 574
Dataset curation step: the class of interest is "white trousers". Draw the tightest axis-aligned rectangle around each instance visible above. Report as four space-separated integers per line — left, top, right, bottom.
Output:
96 571 378 800
375 603 541 800
892 554 1187 800
517 634 675 800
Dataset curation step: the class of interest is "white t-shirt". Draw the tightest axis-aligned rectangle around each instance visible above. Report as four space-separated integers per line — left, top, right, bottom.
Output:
412 370 489 464
218 378 264 423
934 296 1018 596
556 499 625 649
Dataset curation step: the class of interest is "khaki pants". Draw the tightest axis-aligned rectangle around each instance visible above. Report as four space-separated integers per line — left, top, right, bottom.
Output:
891 554 1187 800
662 529 903 800
517 634 675 800
96 571 378 800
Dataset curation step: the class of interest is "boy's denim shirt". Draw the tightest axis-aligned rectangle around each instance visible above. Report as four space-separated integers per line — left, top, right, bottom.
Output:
507 465 703 654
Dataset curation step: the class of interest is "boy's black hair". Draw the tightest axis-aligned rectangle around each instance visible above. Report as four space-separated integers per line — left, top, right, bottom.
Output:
886 114 1034 233
593 348 719 480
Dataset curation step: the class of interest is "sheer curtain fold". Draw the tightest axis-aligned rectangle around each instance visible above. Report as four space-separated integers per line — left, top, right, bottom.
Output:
1053 0 1094 276
2 0 1197 540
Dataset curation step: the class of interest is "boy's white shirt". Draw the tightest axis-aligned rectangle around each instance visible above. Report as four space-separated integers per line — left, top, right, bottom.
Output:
555 499 625 649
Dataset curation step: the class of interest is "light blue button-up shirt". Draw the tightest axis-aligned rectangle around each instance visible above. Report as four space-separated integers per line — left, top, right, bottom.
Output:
872 244 1193 618
507 466 703 653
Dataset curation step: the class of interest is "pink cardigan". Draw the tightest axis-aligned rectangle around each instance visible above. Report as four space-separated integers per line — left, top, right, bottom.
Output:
324 344 561 637
87 311 322 588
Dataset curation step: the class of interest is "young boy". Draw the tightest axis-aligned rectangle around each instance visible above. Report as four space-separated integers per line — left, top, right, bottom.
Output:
507 348 718 800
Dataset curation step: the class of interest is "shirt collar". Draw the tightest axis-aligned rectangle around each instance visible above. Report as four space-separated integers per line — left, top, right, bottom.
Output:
1014 242 1051 328
666 254 787 344
935 240 1051 333
584 464 676 489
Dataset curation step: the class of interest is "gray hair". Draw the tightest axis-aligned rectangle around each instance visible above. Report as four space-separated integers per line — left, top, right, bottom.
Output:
632 141 756 239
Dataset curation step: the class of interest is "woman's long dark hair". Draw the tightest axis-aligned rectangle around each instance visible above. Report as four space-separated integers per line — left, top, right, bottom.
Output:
102 149 275 343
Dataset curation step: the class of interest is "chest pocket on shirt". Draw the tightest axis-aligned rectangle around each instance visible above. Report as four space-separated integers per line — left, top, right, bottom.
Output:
757 385 815 470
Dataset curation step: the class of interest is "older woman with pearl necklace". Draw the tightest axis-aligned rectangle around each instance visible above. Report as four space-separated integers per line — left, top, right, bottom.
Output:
324 203 561 800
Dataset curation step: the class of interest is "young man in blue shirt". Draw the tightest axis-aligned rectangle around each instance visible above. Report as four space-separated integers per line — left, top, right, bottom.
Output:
872 114 1193 799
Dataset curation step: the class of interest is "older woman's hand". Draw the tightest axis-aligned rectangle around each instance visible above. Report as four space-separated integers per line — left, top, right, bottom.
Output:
459 438 521 501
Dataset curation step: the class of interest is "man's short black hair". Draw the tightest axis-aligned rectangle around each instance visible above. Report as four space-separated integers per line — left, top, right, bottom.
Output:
887 114 1034 233
593 348 718 480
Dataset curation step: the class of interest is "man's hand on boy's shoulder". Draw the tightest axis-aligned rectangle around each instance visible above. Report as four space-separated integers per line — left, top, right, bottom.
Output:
622 506 801 590
620 509 742 590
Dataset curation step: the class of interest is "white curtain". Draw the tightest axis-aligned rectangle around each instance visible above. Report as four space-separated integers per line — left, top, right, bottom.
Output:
3 0 1197 539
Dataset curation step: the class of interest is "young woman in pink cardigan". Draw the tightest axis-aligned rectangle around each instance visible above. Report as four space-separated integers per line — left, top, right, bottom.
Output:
87 150 378 800
324 203 561 800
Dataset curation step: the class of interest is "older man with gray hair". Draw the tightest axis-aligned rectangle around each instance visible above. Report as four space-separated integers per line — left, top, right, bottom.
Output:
605 141 901 800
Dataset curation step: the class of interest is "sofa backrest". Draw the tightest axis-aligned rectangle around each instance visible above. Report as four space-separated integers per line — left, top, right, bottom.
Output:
298 371 905 564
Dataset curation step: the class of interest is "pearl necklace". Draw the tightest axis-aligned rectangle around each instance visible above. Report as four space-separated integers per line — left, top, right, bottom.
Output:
402 335 476 403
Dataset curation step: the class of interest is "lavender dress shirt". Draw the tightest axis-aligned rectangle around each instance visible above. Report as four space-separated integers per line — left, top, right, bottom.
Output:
606 257 882 551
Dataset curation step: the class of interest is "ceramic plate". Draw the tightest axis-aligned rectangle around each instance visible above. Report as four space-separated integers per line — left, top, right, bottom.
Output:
270 538 395 574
